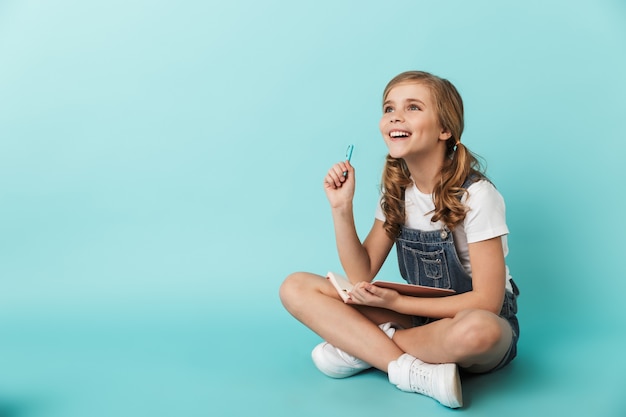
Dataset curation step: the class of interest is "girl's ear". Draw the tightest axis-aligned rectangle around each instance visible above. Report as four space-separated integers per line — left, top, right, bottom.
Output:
439 129 452 140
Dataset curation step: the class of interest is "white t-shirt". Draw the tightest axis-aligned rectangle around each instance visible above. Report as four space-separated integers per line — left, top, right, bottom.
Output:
375 180 513 291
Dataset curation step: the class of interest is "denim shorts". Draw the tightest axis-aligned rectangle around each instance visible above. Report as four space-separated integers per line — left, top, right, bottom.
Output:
487 288 519 373
411 286 520 374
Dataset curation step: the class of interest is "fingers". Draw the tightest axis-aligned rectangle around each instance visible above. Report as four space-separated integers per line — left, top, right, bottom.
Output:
324 161 353 189
348 282 377 303
348 282 397 307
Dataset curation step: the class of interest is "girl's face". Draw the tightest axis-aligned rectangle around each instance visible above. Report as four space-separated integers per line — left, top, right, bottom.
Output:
379 82 451 160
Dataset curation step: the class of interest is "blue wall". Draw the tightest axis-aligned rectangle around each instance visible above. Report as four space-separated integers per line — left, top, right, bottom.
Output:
1 0 625 415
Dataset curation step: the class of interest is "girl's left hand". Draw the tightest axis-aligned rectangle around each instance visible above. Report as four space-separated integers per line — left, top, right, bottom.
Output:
346 282 399 308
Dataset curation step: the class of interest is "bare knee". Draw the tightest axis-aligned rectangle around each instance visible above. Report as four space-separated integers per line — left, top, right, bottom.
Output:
279 272 303 310
279 272 322 314
447 309 505 356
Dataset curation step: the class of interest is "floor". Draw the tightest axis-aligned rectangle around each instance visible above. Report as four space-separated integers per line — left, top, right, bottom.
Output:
0 302 623 417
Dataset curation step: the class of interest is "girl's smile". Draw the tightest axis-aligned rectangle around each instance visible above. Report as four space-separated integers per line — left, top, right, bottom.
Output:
388 129 412 140
379 82 450 160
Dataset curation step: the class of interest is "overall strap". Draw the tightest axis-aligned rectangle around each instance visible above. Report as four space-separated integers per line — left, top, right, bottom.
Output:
460 174 480 190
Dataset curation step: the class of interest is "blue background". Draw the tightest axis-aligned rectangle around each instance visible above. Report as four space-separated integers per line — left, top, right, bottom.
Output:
1 1 625 416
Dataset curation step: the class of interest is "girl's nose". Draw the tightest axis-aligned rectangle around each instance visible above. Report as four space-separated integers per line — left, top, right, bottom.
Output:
390 111 403 122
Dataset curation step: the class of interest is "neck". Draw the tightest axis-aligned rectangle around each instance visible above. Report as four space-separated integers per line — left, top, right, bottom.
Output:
404 150 446 194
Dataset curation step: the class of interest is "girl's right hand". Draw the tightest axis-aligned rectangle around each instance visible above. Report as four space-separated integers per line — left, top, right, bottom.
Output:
323 160 355 209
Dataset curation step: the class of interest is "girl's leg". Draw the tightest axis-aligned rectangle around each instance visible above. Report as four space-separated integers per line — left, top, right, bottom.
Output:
392 309 514 373
383 310 512 408
279 271 406 371
280 273 510 408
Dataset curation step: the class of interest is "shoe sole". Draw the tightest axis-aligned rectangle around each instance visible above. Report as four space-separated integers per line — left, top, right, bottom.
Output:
438 363 463 408
311 343 367 379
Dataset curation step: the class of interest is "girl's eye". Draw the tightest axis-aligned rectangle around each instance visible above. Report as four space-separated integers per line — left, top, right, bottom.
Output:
384 106 394 113
408 104 420 111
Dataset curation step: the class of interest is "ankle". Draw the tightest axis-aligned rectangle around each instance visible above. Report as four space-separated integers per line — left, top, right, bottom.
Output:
387 353 415 386
387 353 463 409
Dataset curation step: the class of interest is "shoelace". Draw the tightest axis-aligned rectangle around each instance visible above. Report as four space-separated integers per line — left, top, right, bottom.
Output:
408 360 433 396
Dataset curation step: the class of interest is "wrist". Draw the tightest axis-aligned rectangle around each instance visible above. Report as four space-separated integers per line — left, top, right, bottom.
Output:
390 294 410 315
330 202 353 216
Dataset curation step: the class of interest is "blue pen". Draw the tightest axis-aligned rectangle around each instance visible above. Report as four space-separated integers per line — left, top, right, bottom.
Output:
343 144 354 177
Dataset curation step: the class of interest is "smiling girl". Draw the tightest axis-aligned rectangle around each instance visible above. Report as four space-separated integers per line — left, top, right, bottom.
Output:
279 71 519 408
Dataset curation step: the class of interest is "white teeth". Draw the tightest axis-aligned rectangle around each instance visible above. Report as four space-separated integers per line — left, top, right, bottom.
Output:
390 131 410 138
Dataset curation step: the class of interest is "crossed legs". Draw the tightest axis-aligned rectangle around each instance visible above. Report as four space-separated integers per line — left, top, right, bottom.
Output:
279 271 513 374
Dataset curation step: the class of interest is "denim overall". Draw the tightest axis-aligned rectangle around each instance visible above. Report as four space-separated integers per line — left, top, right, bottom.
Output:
395 183 520 371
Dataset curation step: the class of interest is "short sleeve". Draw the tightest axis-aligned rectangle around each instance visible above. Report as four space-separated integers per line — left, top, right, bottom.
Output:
462 180 509 243
375 195 385 221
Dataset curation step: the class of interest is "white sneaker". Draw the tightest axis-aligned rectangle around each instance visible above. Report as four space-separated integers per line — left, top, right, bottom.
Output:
311 322 400 378
388 353 462 408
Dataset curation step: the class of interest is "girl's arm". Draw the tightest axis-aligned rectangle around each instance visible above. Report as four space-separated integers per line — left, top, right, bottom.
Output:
349 236 506 316
324 161 394 284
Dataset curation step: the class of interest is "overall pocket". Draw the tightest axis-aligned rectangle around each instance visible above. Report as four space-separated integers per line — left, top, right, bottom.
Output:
398 242 452 289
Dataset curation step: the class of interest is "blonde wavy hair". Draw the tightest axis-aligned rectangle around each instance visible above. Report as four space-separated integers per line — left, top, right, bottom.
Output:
380 71 486 239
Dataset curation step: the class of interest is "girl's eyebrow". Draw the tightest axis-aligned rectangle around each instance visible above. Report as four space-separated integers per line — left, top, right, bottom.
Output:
383 98 426 107
406 98 426 107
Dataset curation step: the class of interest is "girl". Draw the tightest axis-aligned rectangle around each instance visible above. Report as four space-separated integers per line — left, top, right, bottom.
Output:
279 71 519 409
